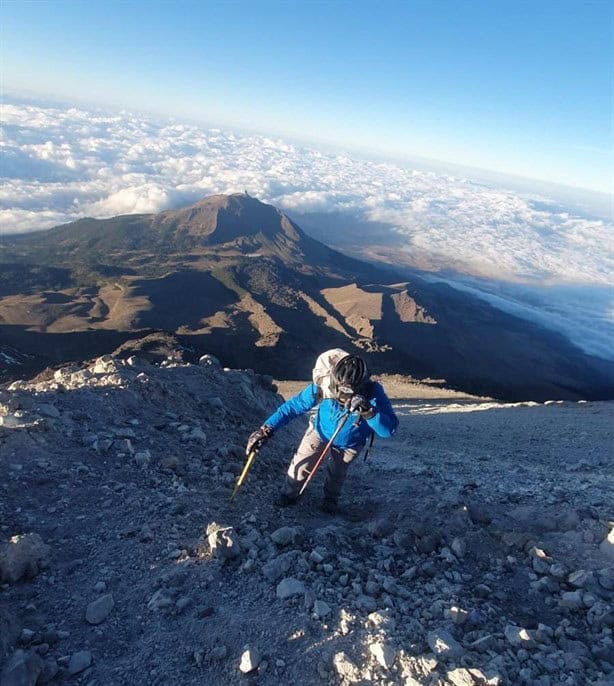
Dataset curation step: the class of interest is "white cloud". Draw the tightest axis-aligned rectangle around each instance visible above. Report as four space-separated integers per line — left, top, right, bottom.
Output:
1 98 613 359
2 100 612 283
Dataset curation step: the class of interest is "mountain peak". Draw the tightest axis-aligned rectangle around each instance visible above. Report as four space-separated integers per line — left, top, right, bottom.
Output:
153 193 302 245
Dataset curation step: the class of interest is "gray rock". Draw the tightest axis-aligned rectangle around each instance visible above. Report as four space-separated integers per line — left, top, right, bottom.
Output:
271 526 302 546
134 451 151 468
147 589 173 611
549 563 568 579
451 537 467 559
37 404 60 419
85 593 114 625
209 645 227 661
187 427 207 442
0 533 50 584
427 628 465 659
529 546 552 574
598 568 614 591
445 606 469 625
368 517 395 538
469 635 496 652
113 438 134 454
262 552 295 582
560 590 584 610
567 569 592 588
0 650 44 686
313 600 332 618
504 624 536 648
39 658 59 684
175 597 191 612
276 577 305 599
114 427 136 438
356 595 377 612
239 646 260 673
68 650 92 675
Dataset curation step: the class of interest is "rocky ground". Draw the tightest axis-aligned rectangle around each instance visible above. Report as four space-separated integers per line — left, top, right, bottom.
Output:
1 355 613 686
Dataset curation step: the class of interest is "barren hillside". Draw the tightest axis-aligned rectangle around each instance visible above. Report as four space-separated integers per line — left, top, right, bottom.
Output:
1 355 613 685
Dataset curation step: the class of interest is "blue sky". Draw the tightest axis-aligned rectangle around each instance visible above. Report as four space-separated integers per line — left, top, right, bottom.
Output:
1 0 613 192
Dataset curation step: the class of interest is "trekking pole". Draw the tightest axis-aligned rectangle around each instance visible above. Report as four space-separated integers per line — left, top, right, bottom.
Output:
299 412 350 496
230 448 258 502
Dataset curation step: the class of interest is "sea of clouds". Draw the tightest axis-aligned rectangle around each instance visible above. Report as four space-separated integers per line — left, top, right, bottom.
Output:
1 99 613 360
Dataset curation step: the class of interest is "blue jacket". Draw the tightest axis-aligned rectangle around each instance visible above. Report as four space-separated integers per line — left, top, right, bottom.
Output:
265 381 398 449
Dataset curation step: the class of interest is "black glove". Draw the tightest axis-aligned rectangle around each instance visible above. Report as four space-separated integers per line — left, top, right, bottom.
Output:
246 425 273 455
348 394 375 418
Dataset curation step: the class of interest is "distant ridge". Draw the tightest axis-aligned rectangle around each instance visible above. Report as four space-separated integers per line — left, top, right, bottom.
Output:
2 193 614 401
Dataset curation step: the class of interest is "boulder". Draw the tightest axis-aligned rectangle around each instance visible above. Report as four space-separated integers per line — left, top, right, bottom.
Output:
239 646 260 674
369 641 396 669
0 650 44 686
0 534 50 584
85 594 114 625
276 577 305 599
206 522 241 560
271 526 302 546
68 651 92 675
427 628 465 660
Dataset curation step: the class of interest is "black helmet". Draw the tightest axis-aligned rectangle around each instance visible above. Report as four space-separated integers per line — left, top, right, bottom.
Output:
331 354 368 396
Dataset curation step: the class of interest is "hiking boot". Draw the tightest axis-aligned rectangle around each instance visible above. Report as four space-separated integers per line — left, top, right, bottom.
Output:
319 498 338 514
274 494 298 508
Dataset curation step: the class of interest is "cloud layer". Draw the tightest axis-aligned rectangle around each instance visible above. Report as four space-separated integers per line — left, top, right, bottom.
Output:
1 99 612 360
2 99 612 286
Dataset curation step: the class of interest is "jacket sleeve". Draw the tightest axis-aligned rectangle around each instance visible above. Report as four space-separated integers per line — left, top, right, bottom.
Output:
264 383 319 432
365 382 398 438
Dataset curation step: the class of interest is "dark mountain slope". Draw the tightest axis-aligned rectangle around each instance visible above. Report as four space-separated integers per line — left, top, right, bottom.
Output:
1 193 613 401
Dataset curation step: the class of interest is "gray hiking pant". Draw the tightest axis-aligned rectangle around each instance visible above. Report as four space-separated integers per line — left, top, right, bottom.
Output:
283 424 361 502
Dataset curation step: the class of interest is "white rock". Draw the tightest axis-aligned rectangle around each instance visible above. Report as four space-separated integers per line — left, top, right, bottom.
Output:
367 609 396 630
599 528 614 559
447 667 476 686
369 641 396 669
427 628 464 659
332 652 360 680
239 647 260 673
207 522 241 559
